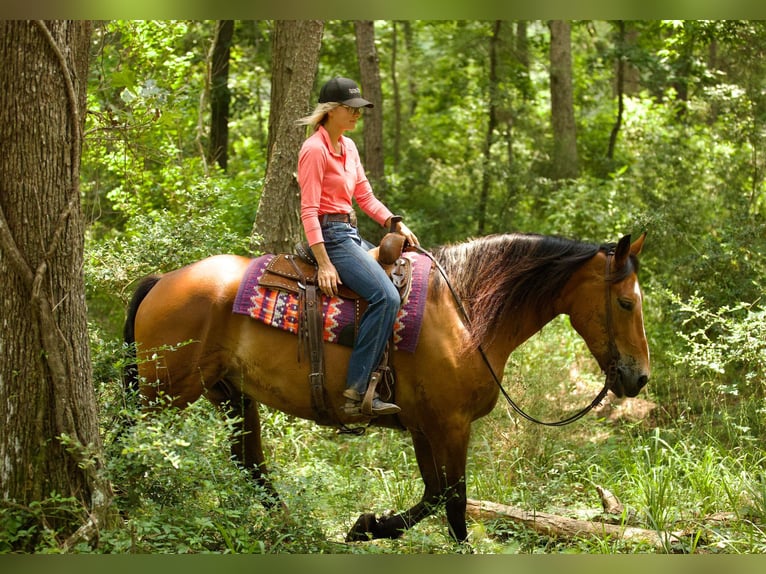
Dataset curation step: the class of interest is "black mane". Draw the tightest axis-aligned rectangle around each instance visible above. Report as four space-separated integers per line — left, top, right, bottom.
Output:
430 233 617 349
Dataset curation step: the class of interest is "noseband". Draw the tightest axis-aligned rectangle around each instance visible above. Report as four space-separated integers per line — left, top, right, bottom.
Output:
418 245 620 427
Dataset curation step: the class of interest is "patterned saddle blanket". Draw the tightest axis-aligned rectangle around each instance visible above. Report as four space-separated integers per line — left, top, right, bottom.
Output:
232 251 431 353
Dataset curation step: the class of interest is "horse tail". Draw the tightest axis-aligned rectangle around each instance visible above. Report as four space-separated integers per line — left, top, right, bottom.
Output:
123 274 162 400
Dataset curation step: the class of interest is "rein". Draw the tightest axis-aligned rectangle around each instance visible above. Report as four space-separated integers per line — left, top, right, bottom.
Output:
415 245 619 427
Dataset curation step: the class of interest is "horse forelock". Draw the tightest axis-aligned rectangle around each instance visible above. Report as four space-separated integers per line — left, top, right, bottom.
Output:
600 241 641 284
431 233 602 349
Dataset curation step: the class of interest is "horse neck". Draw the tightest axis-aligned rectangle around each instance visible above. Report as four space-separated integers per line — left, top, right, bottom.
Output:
481 299 559 371
432 233 601 372
551 252 604 318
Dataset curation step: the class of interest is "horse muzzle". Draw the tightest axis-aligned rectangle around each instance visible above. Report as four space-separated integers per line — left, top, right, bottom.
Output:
609 363 649 398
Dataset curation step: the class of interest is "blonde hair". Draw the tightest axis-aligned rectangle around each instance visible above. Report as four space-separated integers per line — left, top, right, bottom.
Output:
296 102 340 131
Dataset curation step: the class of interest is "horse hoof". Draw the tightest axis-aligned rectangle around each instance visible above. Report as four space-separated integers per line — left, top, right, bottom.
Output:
346 512 380 541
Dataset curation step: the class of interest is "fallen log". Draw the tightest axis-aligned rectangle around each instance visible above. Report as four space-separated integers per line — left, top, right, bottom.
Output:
465 498 681 550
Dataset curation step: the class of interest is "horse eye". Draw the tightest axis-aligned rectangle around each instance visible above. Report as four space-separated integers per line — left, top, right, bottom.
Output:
618 298 634 311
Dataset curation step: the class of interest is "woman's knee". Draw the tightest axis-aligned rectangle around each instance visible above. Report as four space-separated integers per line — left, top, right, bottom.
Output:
383 282 401 314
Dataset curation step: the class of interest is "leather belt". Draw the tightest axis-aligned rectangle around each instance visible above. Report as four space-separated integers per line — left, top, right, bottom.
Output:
320 212 357 227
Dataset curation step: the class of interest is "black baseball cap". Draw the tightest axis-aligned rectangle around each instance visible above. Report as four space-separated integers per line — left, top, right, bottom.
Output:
318 77 374 108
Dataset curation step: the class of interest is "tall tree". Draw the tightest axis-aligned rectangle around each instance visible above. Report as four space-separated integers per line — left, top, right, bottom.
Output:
607 20 627 161
390 21 402 170
477 21 502 235
354 20 385 195
252 20 324 255
548 20 579 179
208 20 234 171
0 20 113 550
515 21 532 101
402 21 418 118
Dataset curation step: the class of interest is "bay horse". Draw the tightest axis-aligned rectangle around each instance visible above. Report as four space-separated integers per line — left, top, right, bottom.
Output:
123 232 649 543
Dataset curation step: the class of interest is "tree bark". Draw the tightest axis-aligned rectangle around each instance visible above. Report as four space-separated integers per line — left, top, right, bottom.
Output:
515 21 532 100
252 20 324 255
477 21 502 236
354 20 385 196
402 21 418 117
391 21 402 170
0 20 113 550
548 20 579 179
607 20 626 161
208 20 234 171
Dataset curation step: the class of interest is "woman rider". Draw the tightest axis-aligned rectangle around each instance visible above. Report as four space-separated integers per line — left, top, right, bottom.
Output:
296 77 419 416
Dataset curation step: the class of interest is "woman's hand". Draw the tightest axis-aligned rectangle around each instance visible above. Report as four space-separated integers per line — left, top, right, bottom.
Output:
310 242 342 297
395 220 420 247
316 262 342 297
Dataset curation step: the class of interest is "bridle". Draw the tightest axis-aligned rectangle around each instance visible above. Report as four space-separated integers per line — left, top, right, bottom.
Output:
415 245 621 427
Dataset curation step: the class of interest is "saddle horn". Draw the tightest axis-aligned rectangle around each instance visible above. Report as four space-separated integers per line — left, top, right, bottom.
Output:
379 215 406 265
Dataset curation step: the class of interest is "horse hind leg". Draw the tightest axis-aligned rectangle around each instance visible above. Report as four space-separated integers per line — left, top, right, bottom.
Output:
207 380 285 511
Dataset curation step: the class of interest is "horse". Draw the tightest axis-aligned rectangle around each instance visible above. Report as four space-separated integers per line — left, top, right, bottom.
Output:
123 231 650 543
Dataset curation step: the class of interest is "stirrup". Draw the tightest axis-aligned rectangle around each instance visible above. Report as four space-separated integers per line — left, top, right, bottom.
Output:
361 370 399 415
342 387 400 417
361 370 382 415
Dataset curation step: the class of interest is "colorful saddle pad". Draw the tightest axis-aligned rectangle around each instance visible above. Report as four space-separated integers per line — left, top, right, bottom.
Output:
232 252 431 353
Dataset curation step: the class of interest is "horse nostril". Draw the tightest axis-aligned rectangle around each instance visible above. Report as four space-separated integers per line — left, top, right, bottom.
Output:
638 375 649 389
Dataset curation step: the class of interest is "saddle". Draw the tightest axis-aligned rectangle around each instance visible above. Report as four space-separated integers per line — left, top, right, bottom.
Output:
256 216 412 425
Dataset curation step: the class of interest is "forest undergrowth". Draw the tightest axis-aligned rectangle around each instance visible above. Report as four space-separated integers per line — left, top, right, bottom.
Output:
50 315 764 554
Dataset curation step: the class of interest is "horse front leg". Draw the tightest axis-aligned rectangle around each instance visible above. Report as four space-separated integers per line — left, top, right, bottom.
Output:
346 425 471 543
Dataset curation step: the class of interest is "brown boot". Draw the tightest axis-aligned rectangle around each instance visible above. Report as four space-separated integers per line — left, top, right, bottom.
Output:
342 389 401 416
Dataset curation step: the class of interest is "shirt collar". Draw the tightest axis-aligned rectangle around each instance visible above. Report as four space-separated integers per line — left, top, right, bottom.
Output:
318 125 343 156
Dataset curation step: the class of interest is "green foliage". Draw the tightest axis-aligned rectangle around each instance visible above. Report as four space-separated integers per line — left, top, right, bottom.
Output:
85 175 256 339
0 494 85 553
671 294 766 402
93 398 335 554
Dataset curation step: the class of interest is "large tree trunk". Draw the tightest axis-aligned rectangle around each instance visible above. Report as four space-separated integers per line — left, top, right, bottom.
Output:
0 20 113 550
251 20 324 255
548 20 579 179
208 20 234 171
354 20 385 196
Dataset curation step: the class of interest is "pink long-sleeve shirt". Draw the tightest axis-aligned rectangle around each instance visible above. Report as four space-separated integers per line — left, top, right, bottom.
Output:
298 125 392 246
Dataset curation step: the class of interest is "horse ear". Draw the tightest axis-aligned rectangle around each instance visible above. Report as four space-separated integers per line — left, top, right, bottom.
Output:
613 234 632 271
630 232 646 257
613 232 645 272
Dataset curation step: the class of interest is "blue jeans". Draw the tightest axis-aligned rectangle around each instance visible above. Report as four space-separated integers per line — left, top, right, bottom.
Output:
321 221 401 395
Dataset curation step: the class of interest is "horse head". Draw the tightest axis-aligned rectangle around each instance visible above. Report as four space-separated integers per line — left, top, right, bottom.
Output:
562 233 650 398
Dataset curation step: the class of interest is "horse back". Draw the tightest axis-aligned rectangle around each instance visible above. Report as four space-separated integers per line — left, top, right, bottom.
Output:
131 255 252 402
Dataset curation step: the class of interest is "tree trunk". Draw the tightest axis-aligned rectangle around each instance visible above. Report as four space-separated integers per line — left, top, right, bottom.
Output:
466 499 680 551
0 20 114 550
607 20 626 161
208 20 234 171
252 20 324 255
672 22 695 119
354 20 385 196
402 21 418 117
548 20 579 179
477 21 502 235
515 21 532 100
623 23 641 96
391 21 402 170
